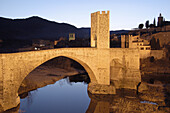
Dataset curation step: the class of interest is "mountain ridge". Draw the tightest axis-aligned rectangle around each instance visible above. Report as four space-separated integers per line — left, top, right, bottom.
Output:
0 16 128 41
0 16 90 40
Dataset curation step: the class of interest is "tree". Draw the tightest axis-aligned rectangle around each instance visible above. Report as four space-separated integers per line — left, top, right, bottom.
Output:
150 56 155 62
156 38 160 50
150 37 157 50
150 24 154 28
138 24 144 29
145 20 149 29
163 18 166 26
153 18 156 27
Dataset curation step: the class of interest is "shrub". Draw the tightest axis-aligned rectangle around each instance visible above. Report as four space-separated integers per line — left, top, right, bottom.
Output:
150 56 155 62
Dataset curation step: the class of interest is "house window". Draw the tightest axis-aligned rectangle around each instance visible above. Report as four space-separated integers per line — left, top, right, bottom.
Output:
146 47 151 50
141 47 144 50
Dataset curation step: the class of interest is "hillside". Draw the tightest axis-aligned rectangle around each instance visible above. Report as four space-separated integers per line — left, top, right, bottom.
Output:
110 30 129 35
0 16 90 40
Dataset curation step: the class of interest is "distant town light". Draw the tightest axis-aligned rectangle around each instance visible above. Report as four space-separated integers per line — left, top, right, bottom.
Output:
40 44 45 47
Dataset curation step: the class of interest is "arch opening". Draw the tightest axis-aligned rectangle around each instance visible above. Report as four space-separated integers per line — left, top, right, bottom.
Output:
18 56 97 97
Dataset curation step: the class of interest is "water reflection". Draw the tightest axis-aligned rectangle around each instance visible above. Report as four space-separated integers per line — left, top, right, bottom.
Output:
19 77 90 113
140 101 158 105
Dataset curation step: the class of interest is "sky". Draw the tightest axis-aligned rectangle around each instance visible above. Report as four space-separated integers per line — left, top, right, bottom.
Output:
0 0 170 30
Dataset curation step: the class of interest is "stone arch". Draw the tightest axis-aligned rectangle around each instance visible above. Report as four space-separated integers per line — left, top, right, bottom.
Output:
0 50 99 111
17 55 97 93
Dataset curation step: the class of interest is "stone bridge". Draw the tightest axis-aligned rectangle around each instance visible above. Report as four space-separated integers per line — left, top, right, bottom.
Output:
0 48 141 111
0 11 141 111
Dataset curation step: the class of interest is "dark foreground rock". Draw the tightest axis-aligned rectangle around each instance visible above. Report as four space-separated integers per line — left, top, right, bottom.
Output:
88 83 116 94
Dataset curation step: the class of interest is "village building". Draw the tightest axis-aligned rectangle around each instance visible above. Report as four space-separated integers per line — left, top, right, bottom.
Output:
69 33 75 41
121 34 151 58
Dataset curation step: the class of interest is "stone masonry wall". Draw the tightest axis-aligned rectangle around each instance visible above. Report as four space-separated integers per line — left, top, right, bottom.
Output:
150 50 165 59
91 11 110 48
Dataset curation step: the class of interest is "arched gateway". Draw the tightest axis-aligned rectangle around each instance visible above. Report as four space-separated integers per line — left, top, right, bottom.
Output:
0 11 141 111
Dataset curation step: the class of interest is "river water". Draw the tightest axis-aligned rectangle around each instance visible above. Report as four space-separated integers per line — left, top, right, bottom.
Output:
19 77 90 113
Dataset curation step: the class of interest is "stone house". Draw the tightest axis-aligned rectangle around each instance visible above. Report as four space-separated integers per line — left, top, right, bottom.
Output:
121 34 152 58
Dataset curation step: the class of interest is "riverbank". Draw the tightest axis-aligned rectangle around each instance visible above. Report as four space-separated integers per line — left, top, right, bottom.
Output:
140 57 170 93
138 57 170 110
140 58 170 75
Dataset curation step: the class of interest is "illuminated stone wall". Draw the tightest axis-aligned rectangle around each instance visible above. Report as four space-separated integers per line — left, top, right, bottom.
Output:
91 11 110 48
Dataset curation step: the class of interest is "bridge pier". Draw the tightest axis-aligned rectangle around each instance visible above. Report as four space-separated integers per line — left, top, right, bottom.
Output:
0 95 20 112
0 81 20 112
87 49 116 94
88 83 116 94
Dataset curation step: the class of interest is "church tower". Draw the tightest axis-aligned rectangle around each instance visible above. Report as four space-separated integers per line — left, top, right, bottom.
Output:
158 13 163 27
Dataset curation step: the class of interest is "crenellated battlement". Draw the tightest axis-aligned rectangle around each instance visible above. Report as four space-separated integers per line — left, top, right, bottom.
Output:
92 10 109 15
101 10 109 14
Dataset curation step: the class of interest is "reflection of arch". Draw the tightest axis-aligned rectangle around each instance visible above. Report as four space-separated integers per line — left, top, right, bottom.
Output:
17 55 97 93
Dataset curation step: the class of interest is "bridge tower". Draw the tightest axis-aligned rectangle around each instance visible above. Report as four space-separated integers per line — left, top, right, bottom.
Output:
91 11 110 48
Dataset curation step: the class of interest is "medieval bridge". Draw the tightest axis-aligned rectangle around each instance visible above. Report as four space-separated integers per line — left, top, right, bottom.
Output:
0 47 140 111
0 11 141 111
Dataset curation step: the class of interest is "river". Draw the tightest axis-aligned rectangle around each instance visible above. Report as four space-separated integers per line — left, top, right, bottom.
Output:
19 77 90 113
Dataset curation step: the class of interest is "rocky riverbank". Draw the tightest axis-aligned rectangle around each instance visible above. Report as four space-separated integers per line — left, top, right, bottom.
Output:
138 57 170 112
140 58 170 75
87 91 170 113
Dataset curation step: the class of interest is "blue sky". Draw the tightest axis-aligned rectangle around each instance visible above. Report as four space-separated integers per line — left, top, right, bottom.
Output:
0 0 170 30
